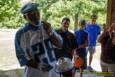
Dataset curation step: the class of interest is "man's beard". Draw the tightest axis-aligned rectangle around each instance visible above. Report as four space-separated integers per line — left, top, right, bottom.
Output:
28 15 39 25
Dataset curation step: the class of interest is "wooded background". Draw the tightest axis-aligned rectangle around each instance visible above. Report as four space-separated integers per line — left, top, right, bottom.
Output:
0 0 107 30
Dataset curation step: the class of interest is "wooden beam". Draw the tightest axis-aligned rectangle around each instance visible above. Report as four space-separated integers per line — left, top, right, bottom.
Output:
107 0 115 26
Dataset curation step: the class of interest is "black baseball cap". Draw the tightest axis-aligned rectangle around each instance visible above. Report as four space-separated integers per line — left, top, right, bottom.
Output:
21 2 39 15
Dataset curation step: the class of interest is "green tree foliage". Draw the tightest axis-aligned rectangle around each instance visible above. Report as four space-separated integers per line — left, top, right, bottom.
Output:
39 0 107 30
36 0 58 21
0 0 24 28
0 0 107 29
0 0 22 28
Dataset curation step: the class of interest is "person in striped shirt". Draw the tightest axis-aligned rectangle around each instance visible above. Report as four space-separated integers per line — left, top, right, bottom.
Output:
15 2 63 77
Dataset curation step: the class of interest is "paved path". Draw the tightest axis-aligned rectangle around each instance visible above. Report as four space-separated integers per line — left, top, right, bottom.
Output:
0 29 21 71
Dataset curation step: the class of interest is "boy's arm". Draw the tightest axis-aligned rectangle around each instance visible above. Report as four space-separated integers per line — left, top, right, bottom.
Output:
78 33 88 49
49 30 63 48
43 21 63 48
15 30 29 66
15 30 37 68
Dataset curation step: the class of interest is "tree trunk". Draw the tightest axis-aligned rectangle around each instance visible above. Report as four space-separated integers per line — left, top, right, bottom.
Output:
106 0 115 26
74 13 79 31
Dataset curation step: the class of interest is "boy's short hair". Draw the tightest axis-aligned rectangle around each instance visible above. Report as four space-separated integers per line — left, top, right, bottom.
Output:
80 20 86 25
62 17 70 22
91 14 98 19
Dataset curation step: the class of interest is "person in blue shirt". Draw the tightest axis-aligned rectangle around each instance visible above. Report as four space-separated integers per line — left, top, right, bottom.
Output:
74 20 88 77
85 14 101 71
15 2 63 77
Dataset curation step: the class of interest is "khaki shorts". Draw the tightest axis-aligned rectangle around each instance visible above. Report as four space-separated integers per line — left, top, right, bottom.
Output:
87 46 96 55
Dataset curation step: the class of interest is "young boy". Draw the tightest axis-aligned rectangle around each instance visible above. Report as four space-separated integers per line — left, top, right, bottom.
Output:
74 20 88 77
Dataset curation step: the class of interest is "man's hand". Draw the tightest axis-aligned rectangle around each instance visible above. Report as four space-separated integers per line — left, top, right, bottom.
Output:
42 21 53 36
42 21 63 48
27 59 38 69
39 64 51 72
